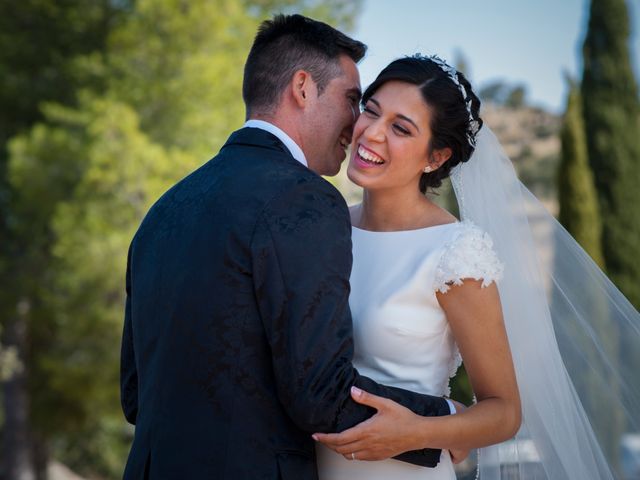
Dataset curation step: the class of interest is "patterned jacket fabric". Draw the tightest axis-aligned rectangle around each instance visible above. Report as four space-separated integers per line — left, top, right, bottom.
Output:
120 127 450 479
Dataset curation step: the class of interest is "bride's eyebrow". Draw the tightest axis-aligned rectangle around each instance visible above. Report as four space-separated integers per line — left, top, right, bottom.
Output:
368 97 381 109
397 113 419 132
369 97 420 132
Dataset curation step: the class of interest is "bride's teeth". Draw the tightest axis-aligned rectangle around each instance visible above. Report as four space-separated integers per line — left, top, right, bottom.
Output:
358 146 384 164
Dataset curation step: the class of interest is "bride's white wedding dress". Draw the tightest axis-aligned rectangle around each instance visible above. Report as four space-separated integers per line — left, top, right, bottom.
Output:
316 220 503 480
318 127 640 479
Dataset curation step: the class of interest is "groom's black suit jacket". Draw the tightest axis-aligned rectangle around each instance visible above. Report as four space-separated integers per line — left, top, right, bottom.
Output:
120 127 450 479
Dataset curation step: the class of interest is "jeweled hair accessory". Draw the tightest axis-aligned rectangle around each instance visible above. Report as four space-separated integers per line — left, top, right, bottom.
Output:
415 54 480 147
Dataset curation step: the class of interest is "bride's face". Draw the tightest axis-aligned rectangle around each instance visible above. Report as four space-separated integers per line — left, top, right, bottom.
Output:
347 80 432 191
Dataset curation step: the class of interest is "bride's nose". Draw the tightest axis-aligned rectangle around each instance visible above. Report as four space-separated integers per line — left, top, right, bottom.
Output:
363 119 385 143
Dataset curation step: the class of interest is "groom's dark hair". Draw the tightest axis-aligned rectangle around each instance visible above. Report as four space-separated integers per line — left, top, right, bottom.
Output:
243 14 366 117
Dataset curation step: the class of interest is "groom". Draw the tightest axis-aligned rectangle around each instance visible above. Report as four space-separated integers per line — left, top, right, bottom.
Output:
121 14 452 479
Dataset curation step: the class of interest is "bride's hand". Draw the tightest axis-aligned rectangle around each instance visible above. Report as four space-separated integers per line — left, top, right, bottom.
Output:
312 386 425 461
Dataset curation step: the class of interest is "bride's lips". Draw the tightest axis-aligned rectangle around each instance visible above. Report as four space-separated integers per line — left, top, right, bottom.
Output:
353 144 386 169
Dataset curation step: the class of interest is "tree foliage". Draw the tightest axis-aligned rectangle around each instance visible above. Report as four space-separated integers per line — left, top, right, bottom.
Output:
581 0 640 308
106 0 254 156
0 0 131 245
0 1 362 477
558 79 604 266
478 80 528 108
0 0 129 146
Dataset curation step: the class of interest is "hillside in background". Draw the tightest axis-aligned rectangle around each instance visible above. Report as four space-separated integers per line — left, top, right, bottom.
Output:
483 103 561 212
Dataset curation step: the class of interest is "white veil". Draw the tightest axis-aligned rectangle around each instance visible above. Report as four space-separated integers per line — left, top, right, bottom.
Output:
451 126 640 479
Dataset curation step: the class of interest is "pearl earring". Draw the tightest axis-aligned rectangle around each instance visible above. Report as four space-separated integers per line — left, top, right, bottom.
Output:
423 165 433 173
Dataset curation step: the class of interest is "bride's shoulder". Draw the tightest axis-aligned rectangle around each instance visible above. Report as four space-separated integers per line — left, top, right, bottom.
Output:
448 219 490 239
434 221 504 293
436 219 490 245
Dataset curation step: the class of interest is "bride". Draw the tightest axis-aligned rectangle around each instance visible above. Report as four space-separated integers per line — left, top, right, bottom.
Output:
315 55 640 479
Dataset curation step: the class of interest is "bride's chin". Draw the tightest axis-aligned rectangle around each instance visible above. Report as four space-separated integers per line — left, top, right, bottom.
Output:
346 167 368 187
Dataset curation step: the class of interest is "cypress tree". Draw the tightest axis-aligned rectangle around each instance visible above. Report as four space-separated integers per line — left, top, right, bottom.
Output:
581 0 640 308
558 78 604 267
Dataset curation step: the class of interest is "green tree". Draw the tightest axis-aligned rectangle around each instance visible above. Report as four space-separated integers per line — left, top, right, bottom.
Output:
1 1 362 477
504 84 527 109
25 97 190 477
105 0 254 157
478 80 508 104
105 0 361 157
558 79 604 266
0 0 128 144
0 2 130 478
0 0 130 242
581 0 640 308
3 102 99 479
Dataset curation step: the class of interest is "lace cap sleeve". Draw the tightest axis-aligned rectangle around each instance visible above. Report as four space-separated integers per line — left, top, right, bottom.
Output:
434 222 504 293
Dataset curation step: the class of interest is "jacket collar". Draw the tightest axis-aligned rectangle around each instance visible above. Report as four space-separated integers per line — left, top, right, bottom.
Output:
222 127 295 160
242 120 307 167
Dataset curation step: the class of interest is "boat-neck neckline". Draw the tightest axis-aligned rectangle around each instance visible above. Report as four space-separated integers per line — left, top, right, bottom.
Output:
351 221 460 234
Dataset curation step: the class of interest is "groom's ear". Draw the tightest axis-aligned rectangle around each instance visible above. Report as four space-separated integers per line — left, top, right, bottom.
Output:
291 70 316 108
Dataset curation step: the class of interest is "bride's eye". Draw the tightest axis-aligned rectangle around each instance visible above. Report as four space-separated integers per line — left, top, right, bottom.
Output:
393 124 410 135
363 106 378 117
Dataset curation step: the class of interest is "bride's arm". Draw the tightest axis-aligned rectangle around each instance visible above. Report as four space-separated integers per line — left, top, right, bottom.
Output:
314 279 521 460
433 279 521 448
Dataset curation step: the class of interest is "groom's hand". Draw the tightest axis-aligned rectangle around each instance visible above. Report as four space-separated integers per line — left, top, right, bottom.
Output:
313 386 427 461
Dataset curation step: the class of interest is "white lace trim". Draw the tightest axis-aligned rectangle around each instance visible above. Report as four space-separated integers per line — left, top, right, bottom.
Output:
433 221 504 294
443 346 463 397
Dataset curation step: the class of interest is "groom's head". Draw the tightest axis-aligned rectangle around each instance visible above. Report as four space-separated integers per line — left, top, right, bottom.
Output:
243 14 367 176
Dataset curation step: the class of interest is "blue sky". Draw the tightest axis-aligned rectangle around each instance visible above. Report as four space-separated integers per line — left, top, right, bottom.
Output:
352 0 640 113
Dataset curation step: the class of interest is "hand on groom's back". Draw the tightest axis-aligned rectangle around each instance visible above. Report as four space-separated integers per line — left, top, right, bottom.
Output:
314 387 470 464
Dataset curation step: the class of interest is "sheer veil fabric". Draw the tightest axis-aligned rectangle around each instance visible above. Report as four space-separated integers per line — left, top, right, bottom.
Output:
450 127 640 479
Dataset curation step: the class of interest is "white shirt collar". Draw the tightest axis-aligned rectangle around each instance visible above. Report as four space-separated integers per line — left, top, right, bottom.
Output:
242 119 308 168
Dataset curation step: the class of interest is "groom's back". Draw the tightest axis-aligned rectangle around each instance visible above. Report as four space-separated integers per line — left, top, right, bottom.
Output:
121 128 329 479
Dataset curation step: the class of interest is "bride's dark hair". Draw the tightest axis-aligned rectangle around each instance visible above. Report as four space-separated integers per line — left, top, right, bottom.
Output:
362 55 483 193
